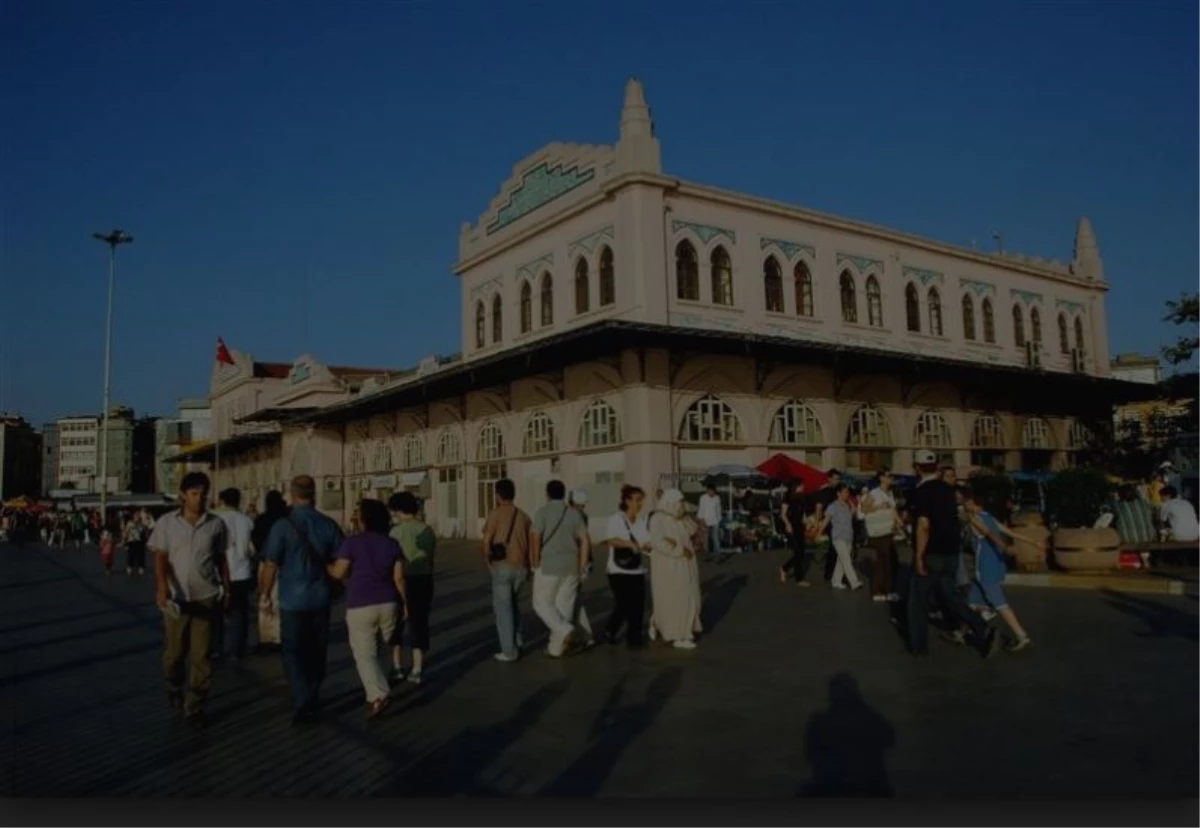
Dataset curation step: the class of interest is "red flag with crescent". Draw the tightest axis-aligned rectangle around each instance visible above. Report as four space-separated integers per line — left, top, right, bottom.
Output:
216 337 235 366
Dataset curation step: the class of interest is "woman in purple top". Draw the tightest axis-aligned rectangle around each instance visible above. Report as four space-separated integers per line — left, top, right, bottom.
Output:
329 499 407 720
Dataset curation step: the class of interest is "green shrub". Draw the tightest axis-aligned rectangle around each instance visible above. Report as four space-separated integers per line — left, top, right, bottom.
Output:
1046 467 1113 528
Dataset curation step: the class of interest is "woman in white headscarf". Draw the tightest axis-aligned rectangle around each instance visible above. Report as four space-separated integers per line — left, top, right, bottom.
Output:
648 489 703 650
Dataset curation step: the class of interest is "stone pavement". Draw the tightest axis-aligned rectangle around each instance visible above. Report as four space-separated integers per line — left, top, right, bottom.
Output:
1 538 1197 798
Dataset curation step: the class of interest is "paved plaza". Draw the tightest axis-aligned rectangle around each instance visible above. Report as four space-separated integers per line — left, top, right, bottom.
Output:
1 539 1197 798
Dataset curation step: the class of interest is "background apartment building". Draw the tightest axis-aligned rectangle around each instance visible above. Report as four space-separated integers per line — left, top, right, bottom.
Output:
0 414 43 500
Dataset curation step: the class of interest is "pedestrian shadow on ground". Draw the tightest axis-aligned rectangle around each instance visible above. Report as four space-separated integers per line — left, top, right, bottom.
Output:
1101 589 1199 643
701 574 748 634
539 667 683 796
796 673 895 798
377 678 571 796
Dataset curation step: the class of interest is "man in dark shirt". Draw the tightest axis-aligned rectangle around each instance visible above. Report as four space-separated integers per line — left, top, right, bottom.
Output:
814 469 842 580
906 451 998 658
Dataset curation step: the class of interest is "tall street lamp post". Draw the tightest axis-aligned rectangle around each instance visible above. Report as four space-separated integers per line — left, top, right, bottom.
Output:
92 229 134 522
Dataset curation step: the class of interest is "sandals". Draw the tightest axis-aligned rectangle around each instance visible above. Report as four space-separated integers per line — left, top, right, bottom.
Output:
367 696 391 721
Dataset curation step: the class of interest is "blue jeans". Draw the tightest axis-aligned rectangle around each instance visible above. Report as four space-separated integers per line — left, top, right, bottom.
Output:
707 524 722 558
221 579 254 659
490 563 526 659
280 607 331 714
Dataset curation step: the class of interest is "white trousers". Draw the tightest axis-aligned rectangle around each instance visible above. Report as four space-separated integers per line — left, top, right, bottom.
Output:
532 571 591 655
831 539 862 589
345 602 398 703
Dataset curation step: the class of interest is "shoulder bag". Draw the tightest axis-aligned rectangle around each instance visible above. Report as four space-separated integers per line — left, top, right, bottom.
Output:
613 514 643 571
488 507 519 563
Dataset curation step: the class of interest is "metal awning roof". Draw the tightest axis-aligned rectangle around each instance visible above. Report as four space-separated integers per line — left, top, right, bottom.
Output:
233 407 318 425
163 432 279 463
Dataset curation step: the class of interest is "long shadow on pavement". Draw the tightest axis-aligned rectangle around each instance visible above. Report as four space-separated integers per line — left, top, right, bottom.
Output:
1101 589 1199 643
538 667 683 796
797 673 895 798
701 574 748 634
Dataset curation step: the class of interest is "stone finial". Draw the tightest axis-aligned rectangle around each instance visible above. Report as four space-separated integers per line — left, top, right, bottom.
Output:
1073 217 1104 282
615 77 662 175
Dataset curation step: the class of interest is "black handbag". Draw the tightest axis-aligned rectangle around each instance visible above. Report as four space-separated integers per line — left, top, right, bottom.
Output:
613 515 644 571
488 507 519 562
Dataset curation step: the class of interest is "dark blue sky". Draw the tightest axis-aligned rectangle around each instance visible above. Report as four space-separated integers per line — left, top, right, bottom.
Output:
2 0 1196 426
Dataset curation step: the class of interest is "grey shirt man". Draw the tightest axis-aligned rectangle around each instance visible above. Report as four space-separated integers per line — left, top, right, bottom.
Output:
531 500 587 577
826 500 855 545
148 510 228 602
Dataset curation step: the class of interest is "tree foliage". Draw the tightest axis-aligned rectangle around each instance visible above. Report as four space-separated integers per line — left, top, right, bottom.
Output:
1162 291 1198 366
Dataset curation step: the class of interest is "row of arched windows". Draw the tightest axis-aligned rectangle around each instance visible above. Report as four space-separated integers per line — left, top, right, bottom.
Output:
474 248 616 349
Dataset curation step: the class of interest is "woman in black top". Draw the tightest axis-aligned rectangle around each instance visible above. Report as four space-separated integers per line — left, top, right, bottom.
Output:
779 479 811 587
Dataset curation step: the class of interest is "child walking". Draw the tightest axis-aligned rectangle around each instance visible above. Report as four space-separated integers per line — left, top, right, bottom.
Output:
963 487 1032 653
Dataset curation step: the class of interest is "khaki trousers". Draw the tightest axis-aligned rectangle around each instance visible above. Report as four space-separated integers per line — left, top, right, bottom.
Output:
163 596 219 715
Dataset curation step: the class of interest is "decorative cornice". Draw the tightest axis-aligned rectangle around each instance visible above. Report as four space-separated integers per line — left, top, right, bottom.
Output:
671 219 736 246
902 266 944 287
1056 299 1085 315
760 236 815 261
516 253 554 282
486 161 596 236
469 274 504 300
1010 289 1044 305
836 253 884 274
959 278 996 297
566 225 615 259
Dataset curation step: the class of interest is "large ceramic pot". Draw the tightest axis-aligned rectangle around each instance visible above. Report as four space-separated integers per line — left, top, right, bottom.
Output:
1010 524 1050 572
1053 527 1121 573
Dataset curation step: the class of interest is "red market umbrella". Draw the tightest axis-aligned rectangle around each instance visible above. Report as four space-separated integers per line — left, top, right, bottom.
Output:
756 453 829 491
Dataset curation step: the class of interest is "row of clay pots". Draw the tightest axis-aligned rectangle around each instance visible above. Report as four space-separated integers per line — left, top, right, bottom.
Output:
1005 512 1121 573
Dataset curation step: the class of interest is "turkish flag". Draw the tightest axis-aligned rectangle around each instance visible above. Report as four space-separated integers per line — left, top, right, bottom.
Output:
216 337 235 366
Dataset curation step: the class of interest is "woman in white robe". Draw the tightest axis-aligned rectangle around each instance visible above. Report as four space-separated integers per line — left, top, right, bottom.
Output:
648 489 703 649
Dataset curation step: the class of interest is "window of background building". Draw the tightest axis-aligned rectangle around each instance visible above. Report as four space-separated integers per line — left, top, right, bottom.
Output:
962 294 976 340
599 247 615 307
680 395 742 443
404 434 425 469
763 256 784 313
866 276 883 327
579 399 622 448
769 400 825 466
711 246 734 306
540 272 554 326
905 283 921 332
845 405 893 472
794 262 814 317
519 282 532 334
840 272 857 324
574 258 590 315
675 241 699 301
523 411 558 455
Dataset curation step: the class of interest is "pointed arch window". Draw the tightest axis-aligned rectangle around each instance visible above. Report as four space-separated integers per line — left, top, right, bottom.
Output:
840 271 857 324
1074 316 1085 353
522 411 558 456
928 288 943 336
905 283 921 332
962 294 976 341
474 301 485 349
982 298 996 343
491 294 503 343
1030 306 1042 344
1013 305 1026 348
770 400 825 446
373 439 394 472
711 246 734 306
540 272 554 326
764 256 784 313
865 276 883 327
579 399 622 448
436 430 462 466
348 442 367 475
477 422 505 462
680 395 743 443
599 246 615 306
794 262 814 317
676 240 699 301
519 281 532 334
403 434 425 469
574 258 590 315
1057 313 1069 354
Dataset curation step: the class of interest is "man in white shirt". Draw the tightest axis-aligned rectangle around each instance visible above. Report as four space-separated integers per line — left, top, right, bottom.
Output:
1159 486 1199 543
214 487 257 663
697 484 723 561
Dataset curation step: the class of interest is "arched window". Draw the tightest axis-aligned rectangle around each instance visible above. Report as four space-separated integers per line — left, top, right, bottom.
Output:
679 395 743 443
914 411 953 448
971 415 1003 448
599 246 615 306
474 301 485 349
522 410 558 455
763 256 784 313
1013 305 1026 348
540 272 554 326
1030 306 1042 344
435 429 462 466
905 283 921 332
1069 420 1094 451
477 421 505 461
866 276 883 327
794 262 814 317
982 298 996 343
1074 316 1085 353
962 294 976 341
846 405 892 446
574 257 589 315
491 294 502 343
519 281 532 334
1022 417 1051 449
348 442 367 475
928 288 943 336
840 271 857 324
770 400 825 445
403 434 425 469
373 439 393 472
711 246 734 306
1057 313 1069 354
579 399 622 448
676 240 699 301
